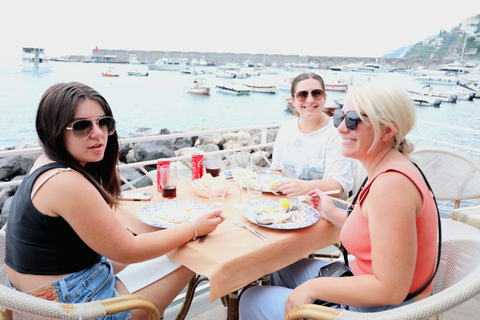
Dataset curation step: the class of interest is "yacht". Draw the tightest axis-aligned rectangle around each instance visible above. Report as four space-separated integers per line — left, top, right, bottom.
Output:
21 48 52 73
148 58 188 71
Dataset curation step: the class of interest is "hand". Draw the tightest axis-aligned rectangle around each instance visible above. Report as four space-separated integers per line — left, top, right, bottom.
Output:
307 188 337 223
276 179 312 197
284 281 315 317
193 210 225 237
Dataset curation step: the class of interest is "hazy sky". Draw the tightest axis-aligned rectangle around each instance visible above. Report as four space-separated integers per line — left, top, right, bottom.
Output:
2 0 478 58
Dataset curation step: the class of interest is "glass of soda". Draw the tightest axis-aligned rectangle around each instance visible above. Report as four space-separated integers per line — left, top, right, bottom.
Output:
205 154 222 177
160 165 178 200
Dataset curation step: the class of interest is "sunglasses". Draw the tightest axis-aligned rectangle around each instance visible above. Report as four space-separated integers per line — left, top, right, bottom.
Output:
66 116 116 139
333 109 368 130
294 89 325 102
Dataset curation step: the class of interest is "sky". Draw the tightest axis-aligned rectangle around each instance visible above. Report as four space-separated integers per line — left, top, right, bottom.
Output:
2 0 478 58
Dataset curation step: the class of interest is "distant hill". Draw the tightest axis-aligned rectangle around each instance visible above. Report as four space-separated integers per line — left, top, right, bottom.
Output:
384 14 480 60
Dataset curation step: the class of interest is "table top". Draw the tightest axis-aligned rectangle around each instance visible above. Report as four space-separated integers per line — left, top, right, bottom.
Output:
117 178 341 302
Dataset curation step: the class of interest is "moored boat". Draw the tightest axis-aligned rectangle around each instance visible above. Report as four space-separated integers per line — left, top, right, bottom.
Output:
126 67 149 77
324 81 349 92
149 58 188 71
102 67 119 77
408 94 442 107
186 78 210 95
21 47 52 73
216 83 251 95
242 84 277 93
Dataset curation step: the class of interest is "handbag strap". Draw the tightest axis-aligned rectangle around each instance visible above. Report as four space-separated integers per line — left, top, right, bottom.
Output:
340 164 441 301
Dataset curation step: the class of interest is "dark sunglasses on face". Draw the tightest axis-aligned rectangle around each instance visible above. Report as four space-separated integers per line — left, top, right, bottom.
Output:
333 109 368 130
66 116 116 139
294 89 325 102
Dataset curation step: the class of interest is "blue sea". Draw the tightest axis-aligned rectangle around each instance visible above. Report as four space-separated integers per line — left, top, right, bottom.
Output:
1 56 479 150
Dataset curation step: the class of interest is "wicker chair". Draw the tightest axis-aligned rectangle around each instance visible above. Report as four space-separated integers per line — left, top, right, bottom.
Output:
285 219 480 320
411 146 480 209
0 229 160 320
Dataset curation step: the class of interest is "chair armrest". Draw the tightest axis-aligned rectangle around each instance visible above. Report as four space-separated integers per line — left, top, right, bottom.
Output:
101 294 160 320
450 206 480 229
284 304 342 320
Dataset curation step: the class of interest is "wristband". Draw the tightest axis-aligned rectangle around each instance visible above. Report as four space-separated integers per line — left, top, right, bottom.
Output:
187 220 197 241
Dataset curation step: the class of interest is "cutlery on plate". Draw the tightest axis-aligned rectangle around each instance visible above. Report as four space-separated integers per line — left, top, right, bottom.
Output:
232 215 270 242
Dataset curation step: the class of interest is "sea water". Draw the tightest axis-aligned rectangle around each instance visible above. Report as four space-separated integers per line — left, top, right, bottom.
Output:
1 56 479 149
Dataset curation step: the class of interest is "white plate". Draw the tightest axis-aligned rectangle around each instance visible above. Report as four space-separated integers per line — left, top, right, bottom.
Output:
243 201 319 229
137 200 211 228
243 174 289 193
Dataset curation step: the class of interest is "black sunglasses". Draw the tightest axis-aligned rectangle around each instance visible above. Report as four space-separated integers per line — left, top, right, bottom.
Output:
66 116 116 139
294 89 325 102
333 109 368 130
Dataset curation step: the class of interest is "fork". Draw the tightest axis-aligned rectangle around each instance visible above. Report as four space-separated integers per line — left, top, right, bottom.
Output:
232 215 270 242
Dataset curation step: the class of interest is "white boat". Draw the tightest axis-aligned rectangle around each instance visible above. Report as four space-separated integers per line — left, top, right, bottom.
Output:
21 48 52 73
217 63 240 70
214 70 236 78
229 70 251 79
408 94 442 107
324 80 349 92
417 75 459 84
407 85 457 103
242 83 277 93
180 67 198 75
129 54 142 65
148 58 188 71
215 83 251 95
126 67 149 77
277 77 294 91
185 78 210 95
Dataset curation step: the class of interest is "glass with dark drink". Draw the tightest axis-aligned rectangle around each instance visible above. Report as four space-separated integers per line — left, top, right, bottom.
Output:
205 154 222 177
160 165 178 200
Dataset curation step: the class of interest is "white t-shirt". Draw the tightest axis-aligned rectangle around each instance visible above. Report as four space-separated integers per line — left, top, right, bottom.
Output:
271 118 353 198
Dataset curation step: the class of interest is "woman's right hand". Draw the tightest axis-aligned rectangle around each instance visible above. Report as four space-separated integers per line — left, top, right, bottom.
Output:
193 210 225 237
308 188 337 223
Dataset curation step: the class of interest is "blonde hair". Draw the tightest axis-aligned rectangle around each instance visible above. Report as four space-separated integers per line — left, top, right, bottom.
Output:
346 82 416 156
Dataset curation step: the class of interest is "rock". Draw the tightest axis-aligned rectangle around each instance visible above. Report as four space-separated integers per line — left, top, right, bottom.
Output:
173 136 194 150
0 197 13 229
121 174 154 191
196 144 220 153
0 156 20 181
252 151 271 167
222 131 253 150
128 128 159 138
119 167 143 182
125 149 137 163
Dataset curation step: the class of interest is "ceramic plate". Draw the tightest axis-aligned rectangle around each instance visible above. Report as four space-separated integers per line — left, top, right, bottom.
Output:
243 174 289 193
243 201 319 229
137 200 211 228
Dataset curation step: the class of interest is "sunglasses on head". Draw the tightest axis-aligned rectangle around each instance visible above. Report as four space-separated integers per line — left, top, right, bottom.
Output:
66 116 116 139
294 89 325 102
333 109 368 130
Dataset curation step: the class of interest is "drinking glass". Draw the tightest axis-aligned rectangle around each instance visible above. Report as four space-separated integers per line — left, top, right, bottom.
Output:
247 178 262 205
230 152 253 209
160 165 178 200
205 154 222 177
208 186 226 212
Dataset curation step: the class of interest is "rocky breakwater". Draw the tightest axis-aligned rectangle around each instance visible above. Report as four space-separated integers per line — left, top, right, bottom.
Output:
0 126 278 228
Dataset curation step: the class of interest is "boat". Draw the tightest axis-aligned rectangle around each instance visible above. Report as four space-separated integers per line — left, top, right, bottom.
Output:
20 48 52 73
214 70 236 78
129 54 142 65
242 84 277 93
278 77 294 91
215 83 251 95
407 85 457 103
186 78 210 95
408 94 442 107
102 67 120 77
180 67 198 75
148 58 188 71
126 67 149 77
324 80 349 92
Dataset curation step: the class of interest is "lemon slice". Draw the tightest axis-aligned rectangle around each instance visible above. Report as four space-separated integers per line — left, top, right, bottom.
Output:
280 198 290 209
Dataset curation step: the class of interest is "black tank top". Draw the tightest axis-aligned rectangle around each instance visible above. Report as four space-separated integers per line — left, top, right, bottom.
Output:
5 162 101 275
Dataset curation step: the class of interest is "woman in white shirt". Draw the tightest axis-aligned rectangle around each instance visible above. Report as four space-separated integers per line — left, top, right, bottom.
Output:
271 73 353 198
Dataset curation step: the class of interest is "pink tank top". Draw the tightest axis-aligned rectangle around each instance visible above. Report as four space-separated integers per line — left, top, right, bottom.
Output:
341 163 438 295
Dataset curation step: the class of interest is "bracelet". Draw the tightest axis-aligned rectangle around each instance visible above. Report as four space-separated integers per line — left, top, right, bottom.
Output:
187 220 197 241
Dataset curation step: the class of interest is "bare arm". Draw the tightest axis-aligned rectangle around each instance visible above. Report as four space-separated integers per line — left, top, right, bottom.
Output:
285 172 421 314
34 171 224 264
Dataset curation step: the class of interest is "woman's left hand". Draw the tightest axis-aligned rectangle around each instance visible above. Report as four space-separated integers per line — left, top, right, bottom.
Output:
276 179 312 197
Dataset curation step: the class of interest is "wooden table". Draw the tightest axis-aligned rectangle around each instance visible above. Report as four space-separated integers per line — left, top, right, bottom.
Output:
117 178 341 319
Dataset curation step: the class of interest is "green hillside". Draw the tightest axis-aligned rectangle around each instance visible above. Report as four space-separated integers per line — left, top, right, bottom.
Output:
404 15 480 60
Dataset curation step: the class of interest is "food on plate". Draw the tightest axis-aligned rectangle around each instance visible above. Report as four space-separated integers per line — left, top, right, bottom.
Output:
280 198 290 209
151 204 204 224
252 201 303 225
192 173 230 189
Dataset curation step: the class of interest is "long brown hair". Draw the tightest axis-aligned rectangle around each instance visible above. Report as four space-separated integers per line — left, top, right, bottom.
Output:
35 82 121 207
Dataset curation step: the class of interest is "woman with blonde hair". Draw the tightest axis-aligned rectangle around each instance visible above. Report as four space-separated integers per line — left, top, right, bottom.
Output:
240 82 438 319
